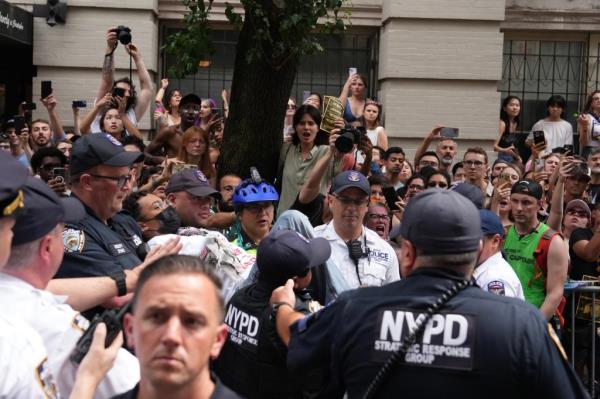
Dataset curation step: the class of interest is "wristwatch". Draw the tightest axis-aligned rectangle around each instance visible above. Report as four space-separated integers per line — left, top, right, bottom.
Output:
109 270 127 297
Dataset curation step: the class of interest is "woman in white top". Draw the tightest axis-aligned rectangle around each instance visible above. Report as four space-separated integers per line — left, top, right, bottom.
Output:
362 100 388 150
530 95 573 156
578 90 600 158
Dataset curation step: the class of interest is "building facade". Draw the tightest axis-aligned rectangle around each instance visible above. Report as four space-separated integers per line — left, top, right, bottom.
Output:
5 0 600 159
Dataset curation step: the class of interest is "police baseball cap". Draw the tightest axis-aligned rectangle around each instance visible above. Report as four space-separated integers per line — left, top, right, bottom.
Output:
479 209 505 238
69 134 143 177
180 94 202 107
0 151 27 218
12 177 85 245
400 189 481 254
165 169 221 199
450 182 484 209
330 171 370 196
257 230 331 284
511 179 543 200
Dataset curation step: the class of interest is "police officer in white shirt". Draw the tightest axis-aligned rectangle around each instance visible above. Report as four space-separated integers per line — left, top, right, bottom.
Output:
315 171 400 289
474 209 525 299
0 177 140 398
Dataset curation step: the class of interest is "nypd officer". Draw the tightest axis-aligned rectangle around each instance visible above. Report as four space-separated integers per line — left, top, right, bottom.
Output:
55 134 144 301
214 230 331 399
271 189 589 398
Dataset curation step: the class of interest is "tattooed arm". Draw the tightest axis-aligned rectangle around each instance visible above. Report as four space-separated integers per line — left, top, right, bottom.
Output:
95 28 118 104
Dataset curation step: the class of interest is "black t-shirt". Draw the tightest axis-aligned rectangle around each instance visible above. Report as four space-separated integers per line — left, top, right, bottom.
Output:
287 267 587 398
588 184 600 207
111 374 242 399
569 228 599 280
290 193 324 228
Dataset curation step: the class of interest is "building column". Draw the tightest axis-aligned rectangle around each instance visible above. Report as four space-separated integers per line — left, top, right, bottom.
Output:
378 0 505 160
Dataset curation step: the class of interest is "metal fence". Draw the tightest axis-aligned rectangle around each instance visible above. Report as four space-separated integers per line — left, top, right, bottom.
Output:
499 39 600 132
160 28 379 108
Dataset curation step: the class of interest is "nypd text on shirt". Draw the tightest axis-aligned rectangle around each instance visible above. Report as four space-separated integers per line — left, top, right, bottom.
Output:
372 308 475 370
224 304 260 352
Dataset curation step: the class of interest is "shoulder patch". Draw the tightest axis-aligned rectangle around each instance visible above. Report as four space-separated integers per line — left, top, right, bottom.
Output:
487 280 506 296
63 228 85 253
548 323 567 360
36 357 59 399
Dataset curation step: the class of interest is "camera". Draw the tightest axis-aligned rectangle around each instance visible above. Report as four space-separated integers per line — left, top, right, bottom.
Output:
335 126 366 154
110 26 132 45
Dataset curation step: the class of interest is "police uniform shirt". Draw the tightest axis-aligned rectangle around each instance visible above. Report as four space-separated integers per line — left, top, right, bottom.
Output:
314 222 399 289
56 196 142 279
473 252 525 300
0 273 140 397
286 267 588 398
0 315 59 399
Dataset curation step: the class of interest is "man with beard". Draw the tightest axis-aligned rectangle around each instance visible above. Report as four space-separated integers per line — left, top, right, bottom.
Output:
587 148 600 206
218 173 242 212
146 94 203 162
364 203 391 241
504 180 567 320
30 119 60 151
413 126 457 174
383 147 405 190
315 171 399 289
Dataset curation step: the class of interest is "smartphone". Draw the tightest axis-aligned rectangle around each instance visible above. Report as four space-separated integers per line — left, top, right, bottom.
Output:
41 81 52 99
51 167 67 183
23 102 36 111
349 67 357 76
211 108 221 115
112 87 126 98
302 91 311 103
72 100 87 108
533 130 546 146
440 127 459 138
382 187 400 211
13 116 25 134
498 173 511 186
172 163 198 174
154 101 164 113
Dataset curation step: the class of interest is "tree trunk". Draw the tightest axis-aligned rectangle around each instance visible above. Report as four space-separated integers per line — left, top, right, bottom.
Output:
218 19 298 183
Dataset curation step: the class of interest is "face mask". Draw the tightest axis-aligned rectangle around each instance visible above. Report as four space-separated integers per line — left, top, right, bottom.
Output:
154 206 181 234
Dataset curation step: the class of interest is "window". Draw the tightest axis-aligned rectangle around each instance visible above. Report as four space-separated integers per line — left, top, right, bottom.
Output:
499 39 588 130
160 28 378 108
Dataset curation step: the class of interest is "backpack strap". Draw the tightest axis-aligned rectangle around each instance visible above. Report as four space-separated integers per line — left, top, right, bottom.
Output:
528 227 561 288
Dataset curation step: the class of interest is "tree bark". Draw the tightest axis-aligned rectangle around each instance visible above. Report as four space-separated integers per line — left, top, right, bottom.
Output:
218 18 298 183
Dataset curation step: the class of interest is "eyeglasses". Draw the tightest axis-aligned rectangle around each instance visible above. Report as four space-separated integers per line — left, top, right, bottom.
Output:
181 108 200 114
408 184 424 190
332 194 369 207
368 213 390 221
244 202 274 214
567 210 589 218
464 160 485 167
40 163 62 170
427 181 448 188
89 173 132 189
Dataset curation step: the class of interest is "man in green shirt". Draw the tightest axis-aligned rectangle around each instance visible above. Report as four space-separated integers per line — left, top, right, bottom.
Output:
504 180 568 320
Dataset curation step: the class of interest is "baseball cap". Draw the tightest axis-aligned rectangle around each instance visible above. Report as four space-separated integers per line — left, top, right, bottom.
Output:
511 179 543 200
180 94 202 107
165 169 220 199
12 177 85 245
0 151 27 218
257 230 331 284
69 134 143 177
400 189 481 254
479 209 505 238
331 171 370 196
565 199 591 219
450 182 484 209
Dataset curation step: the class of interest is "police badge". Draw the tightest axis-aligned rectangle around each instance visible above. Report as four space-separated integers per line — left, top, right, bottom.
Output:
195 170 207 182
63 228 85 253
348 171 360 182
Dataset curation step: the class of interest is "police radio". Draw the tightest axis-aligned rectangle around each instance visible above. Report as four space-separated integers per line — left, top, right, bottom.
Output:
70 303 131 365
347 236 369 285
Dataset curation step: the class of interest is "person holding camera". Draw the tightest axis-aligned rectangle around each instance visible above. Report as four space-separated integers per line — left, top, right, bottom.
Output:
80 93 142 139
30 147 68 195
92 26 154 135
277 105 343 216
314 171 399 290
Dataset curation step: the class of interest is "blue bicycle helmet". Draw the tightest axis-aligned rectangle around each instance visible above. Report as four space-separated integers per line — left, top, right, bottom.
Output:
232 167 279 205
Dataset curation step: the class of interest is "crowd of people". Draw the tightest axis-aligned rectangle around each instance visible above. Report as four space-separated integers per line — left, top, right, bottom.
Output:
1 26 600 398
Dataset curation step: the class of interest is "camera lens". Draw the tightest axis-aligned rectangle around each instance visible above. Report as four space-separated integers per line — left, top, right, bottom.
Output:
335 132 355 154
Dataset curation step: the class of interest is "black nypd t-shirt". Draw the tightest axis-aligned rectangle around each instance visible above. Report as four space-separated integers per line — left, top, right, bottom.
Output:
569 228 599 280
